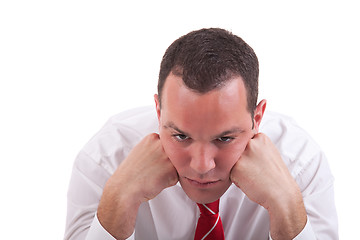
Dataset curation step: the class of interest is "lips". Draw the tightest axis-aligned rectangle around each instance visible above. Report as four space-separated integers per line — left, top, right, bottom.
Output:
185 177 220 187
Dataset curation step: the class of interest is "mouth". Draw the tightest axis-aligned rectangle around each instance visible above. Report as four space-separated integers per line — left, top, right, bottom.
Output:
185 177 220 188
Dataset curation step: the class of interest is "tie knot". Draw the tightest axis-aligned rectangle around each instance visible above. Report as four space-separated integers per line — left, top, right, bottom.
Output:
197 199 220 216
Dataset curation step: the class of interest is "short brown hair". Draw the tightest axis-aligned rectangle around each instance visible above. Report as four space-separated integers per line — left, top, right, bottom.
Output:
157 28 259 117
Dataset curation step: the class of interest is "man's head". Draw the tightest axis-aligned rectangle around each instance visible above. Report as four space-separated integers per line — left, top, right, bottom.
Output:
157 28 259 118
155 28 266 203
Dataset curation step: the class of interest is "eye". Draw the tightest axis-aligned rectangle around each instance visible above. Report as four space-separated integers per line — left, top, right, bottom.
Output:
173 134 189 141
216 136 234 143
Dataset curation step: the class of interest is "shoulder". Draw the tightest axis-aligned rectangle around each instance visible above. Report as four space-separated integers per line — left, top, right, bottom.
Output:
260 111 325 178
260 112 335 202
78 106 158 174
105 105 158 133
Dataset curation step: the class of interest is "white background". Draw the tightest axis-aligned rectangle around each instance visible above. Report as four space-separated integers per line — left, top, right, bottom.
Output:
0 0 359 239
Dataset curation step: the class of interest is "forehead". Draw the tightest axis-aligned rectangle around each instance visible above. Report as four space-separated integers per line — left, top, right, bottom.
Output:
160 73 253 136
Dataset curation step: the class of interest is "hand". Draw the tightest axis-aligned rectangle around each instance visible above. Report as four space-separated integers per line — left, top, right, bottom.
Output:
230 133 307 240
97 133 178 239
109 133 179 202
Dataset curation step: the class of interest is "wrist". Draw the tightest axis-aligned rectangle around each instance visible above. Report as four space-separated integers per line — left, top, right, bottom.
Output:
267 189 307 240
97 178 142 240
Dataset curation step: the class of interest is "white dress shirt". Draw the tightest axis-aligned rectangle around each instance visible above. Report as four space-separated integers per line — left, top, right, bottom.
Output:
65 106 338 240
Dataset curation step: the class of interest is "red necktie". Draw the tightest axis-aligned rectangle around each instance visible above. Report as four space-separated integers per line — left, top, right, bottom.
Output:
194 199 225 240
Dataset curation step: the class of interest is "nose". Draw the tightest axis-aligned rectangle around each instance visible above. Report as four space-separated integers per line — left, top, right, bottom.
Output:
189 142 216 174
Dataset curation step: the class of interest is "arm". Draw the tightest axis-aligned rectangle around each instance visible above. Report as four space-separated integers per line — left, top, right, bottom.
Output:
65 133 178 240
230 133 307 239
97 133 178 239
231 132 338 239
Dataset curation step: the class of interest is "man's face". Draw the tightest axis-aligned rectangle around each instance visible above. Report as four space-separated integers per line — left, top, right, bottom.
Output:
155 73 263 204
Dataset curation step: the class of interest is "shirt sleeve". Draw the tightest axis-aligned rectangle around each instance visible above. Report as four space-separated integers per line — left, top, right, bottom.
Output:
292 217 316 240
64 151 112 240
86 214 117 240
297 151 338 239
268 217 316 240
64 110 148 240
64 142 137 240
264 115 338 239
84 213 136 240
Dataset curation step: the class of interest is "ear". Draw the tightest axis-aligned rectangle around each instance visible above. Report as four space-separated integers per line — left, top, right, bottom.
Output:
154 94 161 122
253 99 267 132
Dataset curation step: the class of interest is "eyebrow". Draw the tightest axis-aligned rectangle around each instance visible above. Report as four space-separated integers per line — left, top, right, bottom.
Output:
164 122 192 137
164 121 245 139
212 128 245 139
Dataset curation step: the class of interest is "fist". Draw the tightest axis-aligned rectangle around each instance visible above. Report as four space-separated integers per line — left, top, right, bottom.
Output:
97 133 178 239
230 133 301 209
107 133 179 203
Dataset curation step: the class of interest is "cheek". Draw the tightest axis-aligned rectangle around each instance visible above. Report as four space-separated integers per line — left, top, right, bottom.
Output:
217 141 248 169
160 135 188 169
216 152 238 171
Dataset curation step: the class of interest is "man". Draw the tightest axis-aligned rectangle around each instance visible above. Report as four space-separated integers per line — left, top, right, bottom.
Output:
65 28 338 239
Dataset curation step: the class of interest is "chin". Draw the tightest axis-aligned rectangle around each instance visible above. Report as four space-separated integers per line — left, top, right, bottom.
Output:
179 178 231 204
190 195 223 204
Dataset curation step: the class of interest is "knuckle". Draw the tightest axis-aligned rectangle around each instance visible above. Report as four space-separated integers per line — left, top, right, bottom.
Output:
147 133 159 140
